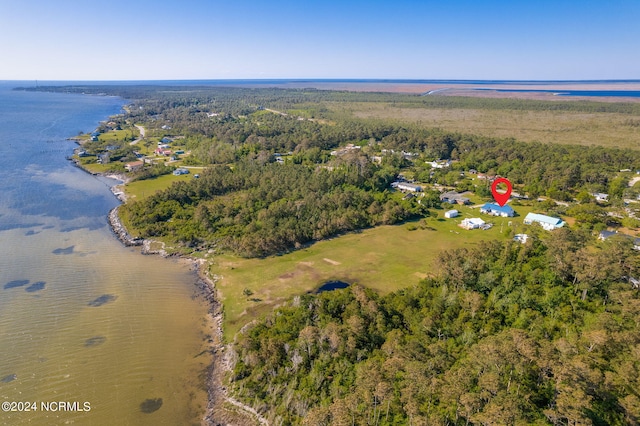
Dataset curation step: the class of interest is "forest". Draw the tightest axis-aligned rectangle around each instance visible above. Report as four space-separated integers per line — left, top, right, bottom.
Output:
231 232 640 425
121 159 438 257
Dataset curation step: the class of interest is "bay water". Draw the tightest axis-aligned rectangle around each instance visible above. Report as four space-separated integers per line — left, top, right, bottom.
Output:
0 83 212 425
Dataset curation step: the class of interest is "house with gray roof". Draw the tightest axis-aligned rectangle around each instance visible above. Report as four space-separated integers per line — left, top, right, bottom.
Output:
440 191 470 205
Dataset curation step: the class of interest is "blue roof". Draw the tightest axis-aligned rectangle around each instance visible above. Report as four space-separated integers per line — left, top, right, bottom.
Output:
481 203 514 214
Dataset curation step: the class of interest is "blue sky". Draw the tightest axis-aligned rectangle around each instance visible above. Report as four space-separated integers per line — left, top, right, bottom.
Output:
1 0 638 80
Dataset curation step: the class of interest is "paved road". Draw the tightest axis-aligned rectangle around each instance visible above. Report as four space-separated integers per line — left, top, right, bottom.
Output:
130 125 146 145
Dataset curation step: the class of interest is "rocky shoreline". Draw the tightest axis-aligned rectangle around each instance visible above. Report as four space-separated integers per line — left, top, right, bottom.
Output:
108 206 143 246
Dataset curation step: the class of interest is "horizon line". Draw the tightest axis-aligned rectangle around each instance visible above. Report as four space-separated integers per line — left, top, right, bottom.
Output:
3 78 640 84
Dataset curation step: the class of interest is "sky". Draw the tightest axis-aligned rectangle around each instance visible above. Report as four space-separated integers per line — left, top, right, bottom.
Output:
1 0 639 81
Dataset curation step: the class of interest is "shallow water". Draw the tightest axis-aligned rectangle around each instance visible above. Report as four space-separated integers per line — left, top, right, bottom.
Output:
0 83 211 425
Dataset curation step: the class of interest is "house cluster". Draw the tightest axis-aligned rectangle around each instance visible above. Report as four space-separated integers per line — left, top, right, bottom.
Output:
117 135 188 172
152 139 185 161
447 199 566 233
155 143 172 156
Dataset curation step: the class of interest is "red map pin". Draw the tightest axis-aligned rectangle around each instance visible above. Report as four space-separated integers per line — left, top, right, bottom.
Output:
491 177 512 207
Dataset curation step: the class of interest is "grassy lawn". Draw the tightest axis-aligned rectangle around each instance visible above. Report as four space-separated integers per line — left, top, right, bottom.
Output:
123 171 202 200
97 129 136 143
78 161 124 174
337 103 640 150
211 200 544 340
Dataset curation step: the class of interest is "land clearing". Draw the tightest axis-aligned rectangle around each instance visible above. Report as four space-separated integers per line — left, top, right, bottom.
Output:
123 169 205 200
211 201 542 340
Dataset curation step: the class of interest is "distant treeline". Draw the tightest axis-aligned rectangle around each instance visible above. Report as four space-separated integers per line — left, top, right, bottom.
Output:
16 84 640 115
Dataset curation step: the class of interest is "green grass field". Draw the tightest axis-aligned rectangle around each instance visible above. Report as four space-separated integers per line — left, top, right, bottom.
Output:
211 200 542 340
97 129 136 143
336 103 640 150
123 168 205 200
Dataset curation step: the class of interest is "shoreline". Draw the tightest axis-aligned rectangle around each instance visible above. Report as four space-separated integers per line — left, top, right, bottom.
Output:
68 153 236 424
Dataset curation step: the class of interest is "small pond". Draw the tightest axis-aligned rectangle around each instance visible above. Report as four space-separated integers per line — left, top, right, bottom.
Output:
314 280 350 294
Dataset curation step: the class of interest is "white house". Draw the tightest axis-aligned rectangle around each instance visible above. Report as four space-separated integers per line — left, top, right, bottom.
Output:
523 213 565 231
426 160 450 169
394 182 422 192
460 218 485 230
591 193 609 203
444 209 459 218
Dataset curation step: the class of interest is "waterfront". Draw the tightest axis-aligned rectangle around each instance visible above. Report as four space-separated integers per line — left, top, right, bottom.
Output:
0 83 211 425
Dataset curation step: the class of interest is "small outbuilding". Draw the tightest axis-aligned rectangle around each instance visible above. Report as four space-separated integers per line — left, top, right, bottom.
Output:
514 234 529 244
444 209 459 219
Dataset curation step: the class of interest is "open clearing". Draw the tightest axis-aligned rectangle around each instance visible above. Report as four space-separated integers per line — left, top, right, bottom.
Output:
211 201 541 340
123 169 205 200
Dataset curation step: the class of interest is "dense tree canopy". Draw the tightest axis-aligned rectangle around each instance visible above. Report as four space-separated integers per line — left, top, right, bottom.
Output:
122 159 436 257
232 233 640 425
